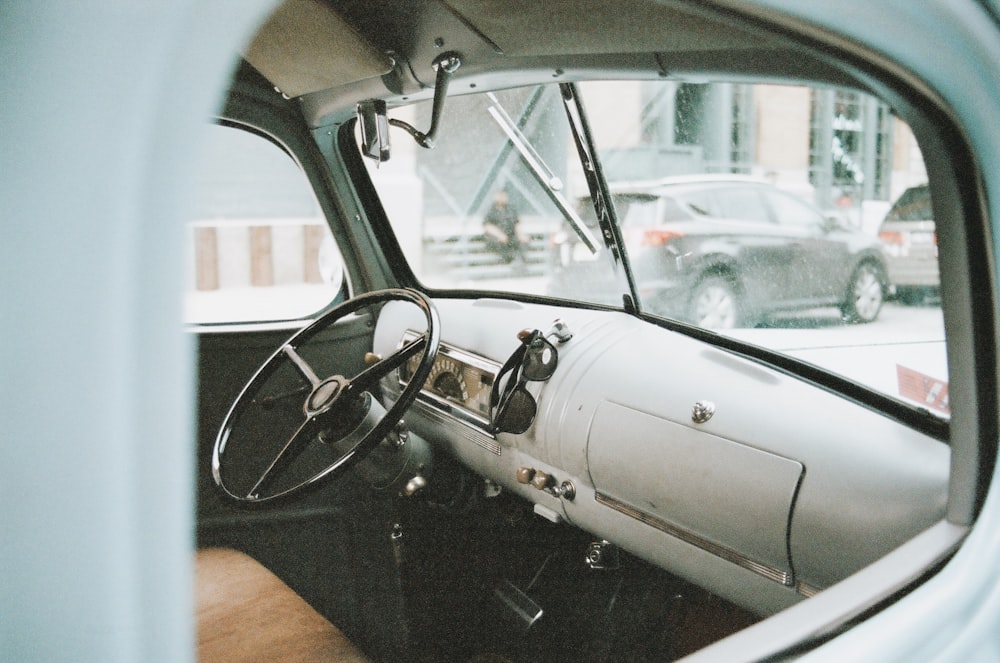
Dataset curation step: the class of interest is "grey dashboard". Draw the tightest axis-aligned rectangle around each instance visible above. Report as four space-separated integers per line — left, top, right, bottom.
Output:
372 297 949 615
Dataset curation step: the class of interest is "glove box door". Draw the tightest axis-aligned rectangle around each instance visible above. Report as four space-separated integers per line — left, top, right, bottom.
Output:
587 401 803 584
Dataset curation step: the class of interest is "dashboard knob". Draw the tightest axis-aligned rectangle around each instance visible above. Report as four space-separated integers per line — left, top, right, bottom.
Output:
516 466 535 484
530 470 552 491
555 480 576 501
546 319 573 343
692 400 716 424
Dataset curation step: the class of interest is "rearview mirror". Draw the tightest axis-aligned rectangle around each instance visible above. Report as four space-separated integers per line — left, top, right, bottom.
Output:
357 99 390 163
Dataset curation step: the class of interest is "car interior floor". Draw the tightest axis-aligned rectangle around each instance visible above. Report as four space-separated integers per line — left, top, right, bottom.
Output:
198 464 760 663
391 469 761 663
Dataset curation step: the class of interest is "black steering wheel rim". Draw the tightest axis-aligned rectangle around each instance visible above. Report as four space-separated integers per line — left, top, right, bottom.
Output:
212 288 439 504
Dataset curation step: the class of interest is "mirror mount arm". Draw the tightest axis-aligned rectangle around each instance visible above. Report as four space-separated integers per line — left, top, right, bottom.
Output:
389 51 462 149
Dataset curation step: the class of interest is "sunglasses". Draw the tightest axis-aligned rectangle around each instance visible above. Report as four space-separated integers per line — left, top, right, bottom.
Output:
490 329 559 434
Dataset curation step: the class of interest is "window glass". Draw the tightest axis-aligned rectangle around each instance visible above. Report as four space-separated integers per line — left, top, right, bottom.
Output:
186 125 344 324
677 189 715 217
661 196 696 222
367 87 629 303
620 198 661 227
366 81 946 419
711 187 771 223
885 184 932 221
766 189 827 228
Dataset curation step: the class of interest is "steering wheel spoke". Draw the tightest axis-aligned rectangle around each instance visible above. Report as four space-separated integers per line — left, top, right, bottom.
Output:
282 344 322 387
245 417 319 500
212 289 439 504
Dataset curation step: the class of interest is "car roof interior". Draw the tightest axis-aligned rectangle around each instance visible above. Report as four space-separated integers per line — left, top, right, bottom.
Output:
241 0 873 129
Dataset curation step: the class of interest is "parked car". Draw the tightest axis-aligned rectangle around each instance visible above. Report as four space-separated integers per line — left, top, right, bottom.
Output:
551 176 888 328
7 2 1000 663
878 183 939 302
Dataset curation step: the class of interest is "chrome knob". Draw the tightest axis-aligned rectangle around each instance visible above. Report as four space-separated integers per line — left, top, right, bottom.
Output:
692 400 716 424
546 319 573 343
554 480 576 501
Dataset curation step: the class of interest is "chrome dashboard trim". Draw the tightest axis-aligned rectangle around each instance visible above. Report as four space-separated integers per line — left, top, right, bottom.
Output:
415 400 502 455
595 491 799 590
796 582 820 598
400 330 502 374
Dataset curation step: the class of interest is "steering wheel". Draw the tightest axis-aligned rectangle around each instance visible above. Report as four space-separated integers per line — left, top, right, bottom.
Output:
212 289 440 504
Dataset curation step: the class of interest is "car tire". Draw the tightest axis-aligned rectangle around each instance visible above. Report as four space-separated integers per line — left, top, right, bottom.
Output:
842 261 885 323
689 275 743 329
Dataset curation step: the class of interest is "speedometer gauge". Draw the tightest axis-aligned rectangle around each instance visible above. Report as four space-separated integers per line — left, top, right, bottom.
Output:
430 360 468 403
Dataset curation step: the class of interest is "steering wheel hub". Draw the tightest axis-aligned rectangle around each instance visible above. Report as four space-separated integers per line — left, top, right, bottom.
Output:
306 376 348 414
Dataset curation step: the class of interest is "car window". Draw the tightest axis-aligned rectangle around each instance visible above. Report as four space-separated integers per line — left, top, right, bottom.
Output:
765 189 828 228
185 124 345 324
712 187 771 223
677 189 716 217
368 81 947 420
886 184 932 221
620 198 661 227
660 196 696 222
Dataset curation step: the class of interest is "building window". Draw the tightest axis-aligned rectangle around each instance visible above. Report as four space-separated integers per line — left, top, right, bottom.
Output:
809 88 893 208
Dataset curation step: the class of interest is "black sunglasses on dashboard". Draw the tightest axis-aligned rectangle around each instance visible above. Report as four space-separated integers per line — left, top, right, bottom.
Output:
490 329 559 435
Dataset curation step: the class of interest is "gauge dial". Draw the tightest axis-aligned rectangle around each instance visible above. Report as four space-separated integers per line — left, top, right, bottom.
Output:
430 360 468 403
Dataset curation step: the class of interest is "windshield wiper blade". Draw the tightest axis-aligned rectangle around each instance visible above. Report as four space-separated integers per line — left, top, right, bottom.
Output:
486 92 601 254
559 82 641 313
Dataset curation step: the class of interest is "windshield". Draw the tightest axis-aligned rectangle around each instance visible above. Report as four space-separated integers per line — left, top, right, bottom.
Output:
367 80 947 420
367 85 626 301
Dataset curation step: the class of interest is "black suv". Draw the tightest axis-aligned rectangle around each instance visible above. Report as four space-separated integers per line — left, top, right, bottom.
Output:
551 176 888 328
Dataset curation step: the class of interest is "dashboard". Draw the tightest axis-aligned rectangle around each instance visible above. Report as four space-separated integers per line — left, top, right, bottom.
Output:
372 296 949 617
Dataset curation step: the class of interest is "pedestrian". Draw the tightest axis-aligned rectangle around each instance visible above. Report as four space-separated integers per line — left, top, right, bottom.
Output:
483 190 524 264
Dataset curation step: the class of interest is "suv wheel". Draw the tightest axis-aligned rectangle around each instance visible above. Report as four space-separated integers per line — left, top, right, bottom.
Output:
689 275 742 329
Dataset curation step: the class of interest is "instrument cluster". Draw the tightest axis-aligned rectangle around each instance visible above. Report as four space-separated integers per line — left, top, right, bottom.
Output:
397 332 499 429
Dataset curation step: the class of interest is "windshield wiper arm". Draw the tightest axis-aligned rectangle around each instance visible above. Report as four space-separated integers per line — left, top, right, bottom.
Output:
486 92 600 254
559 82 641 313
